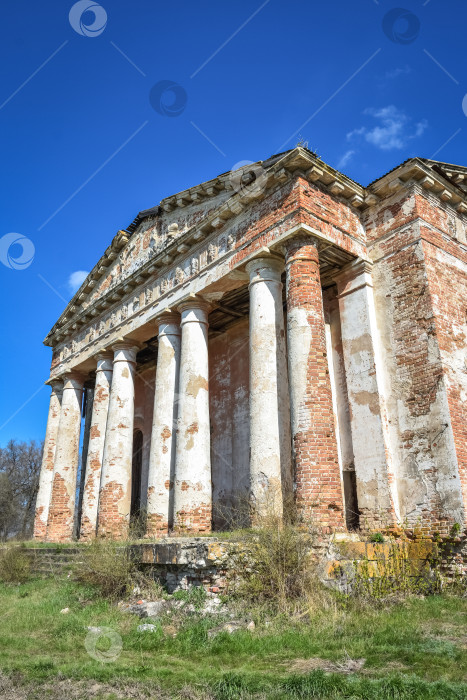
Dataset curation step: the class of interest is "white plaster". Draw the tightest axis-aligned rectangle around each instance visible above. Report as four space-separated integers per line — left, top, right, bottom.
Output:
246 257 292 516
287 307 312 434
98 343 139 535
34 381 63 538
335 263 395 520
371 234 464 525
146 314 181 532
80 353 113 538
173 301 211 529
47 372 84 540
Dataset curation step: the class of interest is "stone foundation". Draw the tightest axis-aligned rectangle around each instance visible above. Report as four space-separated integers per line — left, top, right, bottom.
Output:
10 528 467 594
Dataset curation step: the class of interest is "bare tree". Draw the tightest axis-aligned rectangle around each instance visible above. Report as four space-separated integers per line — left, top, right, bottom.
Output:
0 439 43 540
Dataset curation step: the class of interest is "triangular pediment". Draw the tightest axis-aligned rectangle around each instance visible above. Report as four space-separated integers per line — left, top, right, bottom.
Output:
44 147 365 346
45 149 467 349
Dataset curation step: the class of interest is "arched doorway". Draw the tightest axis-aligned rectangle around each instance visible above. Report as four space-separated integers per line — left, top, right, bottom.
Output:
131 430 143 521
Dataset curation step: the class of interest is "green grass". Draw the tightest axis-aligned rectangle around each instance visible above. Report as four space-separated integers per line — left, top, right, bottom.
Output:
0 577 466 699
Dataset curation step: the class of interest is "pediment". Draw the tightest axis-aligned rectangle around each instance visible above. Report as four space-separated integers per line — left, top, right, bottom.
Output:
44 147 369 347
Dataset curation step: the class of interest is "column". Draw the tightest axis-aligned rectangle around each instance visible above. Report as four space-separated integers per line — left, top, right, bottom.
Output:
75 384 94 538
334 259 396 527
245 256 292 519
46 372 84 542
79 352 113 539
285 237 345 529
33 380 63 540
173 299 211 532
146 313 181 537
97 342 139 539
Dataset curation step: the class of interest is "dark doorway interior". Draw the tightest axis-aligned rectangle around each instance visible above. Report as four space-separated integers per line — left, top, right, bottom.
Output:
131 430 143 519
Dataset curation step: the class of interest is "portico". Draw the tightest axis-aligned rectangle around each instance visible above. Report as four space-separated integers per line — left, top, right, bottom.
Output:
35 148 467 541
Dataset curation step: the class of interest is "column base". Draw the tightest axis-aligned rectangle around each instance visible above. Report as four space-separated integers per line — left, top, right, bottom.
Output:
46 474 76 543
145 514 169 538
173 505 212 534
79 516 97 541
33 507 47 541
293 498 346 531
96 521 129 540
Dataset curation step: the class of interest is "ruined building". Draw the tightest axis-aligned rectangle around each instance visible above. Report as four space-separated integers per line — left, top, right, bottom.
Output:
34 148 467 542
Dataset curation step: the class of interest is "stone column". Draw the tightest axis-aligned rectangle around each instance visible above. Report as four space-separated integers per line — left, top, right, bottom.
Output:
33 380 63 540
46 372 84 542
173 299 212 533
79 352 113 540
334 259 396 527
97 342 139 539
285 237 345 529
245 256 292 518
146 312 181 537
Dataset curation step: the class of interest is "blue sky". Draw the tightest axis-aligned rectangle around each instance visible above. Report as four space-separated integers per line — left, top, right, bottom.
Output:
1 0 466 445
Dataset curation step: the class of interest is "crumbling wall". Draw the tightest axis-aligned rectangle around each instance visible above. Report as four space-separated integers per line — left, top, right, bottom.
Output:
368 189 464 530
209 320 250 527
323 287 359 528
422 238 467 527
231 177 366 269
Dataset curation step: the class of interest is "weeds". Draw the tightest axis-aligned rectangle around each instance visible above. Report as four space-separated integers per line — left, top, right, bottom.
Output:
73 538 162 600
0 546 31 584
225 495 336 616
369 532 385 543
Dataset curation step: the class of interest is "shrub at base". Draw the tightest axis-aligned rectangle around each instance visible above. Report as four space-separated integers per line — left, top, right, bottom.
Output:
0 546 31 584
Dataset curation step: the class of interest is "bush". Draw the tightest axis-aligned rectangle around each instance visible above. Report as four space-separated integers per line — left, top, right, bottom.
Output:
369 532 385 543
0 546 31 584
227 497 332 614
73 538 162 600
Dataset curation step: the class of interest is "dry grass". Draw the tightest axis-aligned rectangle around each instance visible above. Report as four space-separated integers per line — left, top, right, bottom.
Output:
0 546 30 584
225 494 337 616
0 672 213 699
73 538 163 601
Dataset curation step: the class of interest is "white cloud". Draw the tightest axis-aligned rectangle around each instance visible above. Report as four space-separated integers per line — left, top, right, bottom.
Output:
68 270 89 294
337 149 355 169
347 106 427 151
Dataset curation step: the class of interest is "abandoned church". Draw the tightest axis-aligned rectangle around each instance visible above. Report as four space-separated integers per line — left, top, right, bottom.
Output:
33 147 467 543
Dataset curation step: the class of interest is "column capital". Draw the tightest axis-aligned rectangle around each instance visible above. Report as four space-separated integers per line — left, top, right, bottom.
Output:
245 255 284 284
95 351 114 373
61 371 85 390
111 340 140 364
95 350 114 361
177 294 211 315
177 296 211 328
284 232 319 248
333 258 373 297
155 309 181 334
47 378 64 394
284 235 320 265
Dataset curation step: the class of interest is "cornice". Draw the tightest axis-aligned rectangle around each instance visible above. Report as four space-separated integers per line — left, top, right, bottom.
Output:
44 148 367 348
366 158 467 213
43 151 467 350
